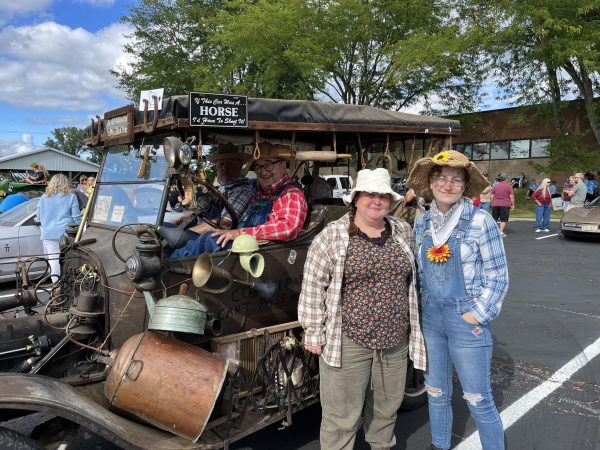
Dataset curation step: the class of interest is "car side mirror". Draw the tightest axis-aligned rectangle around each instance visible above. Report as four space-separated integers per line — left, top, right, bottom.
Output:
33 216 41 226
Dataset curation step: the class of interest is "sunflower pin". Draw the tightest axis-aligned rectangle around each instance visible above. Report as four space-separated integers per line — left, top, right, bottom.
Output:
433 151 450 162
426 243 451 263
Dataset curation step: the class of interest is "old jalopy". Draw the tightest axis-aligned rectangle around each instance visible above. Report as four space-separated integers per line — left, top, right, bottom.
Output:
0 93 459 449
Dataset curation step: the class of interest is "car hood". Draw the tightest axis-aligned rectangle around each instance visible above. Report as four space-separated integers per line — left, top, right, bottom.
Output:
563 206 600 221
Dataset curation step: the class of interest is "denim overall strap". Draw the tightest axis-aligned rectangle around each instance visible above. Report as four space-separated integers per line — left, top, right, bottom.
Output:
238 182 300 228
419 210 473 302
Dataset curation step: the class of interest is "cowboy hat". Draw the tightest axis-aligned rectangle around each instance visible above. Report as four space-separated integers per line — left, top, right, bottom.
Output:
207 143 252 164
406 150 489 201
343 168 403 210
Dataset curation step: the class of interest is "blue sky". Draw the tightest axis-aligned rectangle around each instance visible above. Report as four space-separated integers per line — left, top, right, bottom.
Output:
0 0 134 155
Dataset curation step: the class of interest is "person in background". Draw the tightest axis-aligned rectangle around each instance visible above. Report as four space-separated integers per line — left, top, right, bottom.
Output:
526 178 538 199
299 168 426 450
86 177 96 196
490 173 514 237
532 178 552 232
561 176 575 212
564 173 587 211
407 150 508 450
76 175 88 193
584 172 597 202
36 174 81 283
478 172 491 212
549 180 558 197
24 162 47 184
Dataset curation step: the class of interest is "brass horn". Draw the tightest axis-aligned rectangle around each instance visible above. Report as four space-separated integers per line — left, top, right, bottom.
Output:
192 254 234 294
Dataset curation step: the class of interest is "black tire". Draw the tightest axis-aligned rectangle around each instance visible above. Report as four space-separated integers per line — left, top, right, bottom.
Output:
0 427 43 450
400 364 428 411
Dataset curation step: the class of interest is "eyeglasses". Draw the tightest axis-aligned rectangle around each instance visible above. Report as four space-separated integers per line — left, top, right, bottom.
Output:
432 175 465 188
253 160 281 172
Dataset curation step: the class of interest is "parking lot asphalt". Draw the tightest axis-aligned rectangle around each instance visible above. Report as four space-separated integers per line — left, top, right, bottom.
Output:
1 219 599 449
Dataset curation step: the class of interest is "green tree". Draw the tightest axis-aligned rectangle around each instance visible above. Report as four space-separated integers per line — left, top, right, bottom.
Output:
44 127 86 156
112 0 486 113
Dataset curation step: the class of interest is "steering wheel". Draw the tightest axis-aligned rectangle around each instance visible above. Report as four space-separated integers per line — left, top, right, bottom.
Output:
196 179 238 230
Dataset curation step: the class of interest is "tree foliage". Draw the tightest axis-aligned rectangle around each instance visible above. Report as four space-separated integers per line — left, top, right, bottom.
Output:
44 127 86 156
112 0 487 113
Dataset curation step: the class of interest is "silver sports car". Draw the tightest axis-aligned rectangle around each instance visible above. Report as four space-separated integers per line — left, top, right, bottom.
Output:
561 197 600 238
0 198 46 283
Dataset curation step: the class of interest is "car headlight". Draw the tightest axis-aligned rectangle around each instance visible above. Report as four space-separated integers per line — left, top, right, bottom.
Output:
179 143 193 165
561 222 580 228
163 136 182 168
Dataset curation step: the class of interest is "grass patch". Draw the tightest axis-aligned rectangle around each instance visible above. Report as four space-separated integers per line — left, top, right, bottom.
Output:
507 187 563 219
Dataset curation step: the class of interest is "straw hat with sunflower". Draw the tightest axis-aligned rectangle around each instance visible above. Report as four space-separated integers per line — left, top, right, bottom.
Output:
406 150 489 201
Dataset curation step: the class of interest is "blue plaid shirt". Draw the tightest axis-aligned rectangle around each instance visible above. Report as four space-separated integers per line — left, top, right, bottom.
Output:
413 198 509 325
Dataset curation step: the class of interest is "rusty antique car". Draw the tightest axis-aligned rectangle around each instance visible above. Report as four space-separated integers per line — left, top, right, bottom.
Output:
0 93 459 449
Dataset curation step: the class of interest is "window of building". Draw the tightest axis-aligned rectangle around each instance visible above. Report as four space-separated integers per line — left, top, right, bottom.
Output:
454 143 473 159
531 138 551 157
490 141 510 160
509 140 530 159
472 143 490 161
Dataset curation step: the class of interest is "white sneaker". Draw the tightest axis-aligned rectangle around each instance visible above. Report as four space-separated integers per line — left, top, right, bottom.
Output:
535 229 542 233
501 232 507 238
543 228 550 232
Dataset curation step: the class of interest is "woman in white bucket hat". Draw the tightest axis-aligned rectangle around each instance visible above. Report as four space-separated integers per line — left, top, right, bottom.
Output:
299 167 426 450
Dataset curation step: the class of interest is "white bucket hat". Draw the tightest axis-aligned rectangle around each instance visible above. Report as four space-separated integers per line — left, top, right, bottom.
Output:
343 168 403 209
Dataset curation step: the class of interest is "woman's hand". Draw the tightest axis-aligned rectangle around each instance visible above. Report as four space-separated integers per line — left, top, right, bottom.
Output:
462 312 479 325
304 344 322 355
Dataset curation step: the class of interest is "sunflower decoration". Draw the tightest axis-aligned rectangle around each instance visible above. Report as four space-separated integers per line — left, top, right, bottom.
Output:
433 151 450 162
426 243 451 263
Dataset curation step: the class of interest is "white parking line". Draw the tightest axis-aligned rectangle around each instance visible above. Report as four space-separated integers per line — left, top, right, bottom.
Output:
455 335 600 449
536 233 558 240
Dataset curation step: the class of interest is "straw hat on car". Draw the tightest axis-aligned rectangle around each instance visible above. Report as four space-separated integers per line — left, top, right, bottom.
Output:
343 168 403 210
207 143 252 164
406 150 489 201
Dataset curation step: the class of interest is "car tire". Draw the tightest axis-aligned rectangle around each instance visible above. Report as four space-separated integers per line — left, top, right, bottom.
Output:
0 427 43 450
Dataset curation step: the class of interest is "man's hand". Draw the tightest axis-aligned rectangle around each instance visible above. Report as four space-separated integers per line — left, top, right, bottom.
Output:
211 229 242 247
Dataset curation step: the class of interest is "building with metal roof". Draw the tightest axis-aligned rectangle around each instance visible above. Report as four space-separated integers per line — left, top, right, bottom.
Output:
0 147 99 181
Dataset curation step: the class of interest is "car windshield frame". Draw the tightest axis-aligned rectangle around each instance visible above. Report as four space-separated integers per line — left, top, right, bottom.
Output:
0 198 39 226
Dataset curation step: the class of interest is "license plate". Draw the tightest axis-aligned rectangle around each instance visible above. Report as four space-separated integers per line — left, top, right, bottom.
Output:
581 224 597 232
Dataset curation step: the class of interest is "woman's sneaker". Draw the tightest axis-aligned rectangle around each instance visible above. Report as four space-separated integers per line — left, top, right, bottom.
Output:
536 229 542 232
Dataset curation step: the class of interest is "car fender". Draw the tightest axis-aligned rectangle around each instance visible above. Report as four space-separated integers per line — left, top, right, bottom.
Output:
0 374 200 450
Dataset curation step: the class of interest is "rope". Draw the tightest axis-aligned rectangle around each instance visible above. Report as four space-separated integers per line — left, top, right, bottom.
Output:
253 130 261 160
358 133 366 168
333 133 337 153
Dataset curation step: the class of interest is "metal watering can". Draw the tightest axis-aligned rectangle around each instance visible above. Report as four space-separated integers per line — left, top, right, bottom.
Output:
143 291 207 335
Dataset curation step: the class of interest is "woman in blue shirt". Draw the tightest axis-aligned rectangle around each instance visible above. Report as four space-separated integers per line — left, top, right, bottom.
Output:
36 174 81 283
407 150 509 450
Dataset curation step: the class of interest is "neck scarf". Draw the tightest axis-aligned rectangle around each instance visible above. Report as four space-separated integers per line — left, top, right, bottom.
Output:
429 199 464 247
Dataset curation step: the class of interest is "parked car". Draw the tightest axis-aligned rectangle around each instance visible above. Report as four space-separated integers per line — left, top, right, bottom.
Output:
321 174 353 199
561 197 600 238
0 197 46 283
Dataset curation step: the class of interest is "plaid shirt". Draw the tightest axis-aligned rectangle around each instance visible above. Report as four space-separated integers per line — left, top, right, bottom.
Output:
239 175 308 241
298 213 427 369
413 198 509 325
218 177 255 222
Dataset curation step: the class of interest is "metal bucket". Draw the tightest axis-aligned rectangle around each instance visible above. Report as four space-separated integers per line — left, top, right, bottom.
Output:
104 331 228 442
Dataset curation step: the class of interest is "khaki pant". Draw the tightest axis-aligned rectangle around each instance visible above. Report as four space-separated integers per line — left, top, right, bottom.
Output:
319 334 408 450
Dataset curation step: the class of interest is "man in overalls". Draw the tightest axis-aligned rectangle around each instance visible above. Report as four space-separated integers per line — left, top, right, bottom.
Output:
172 142 308 256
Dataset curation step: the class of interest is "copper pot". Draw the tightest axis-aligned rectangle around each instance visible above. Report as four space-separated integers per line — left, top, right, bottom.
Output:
104 331 228 442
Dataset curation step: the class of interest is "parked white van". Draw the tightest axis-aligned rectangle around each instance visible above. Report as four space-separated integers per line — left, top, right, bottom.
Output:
321 174 353 199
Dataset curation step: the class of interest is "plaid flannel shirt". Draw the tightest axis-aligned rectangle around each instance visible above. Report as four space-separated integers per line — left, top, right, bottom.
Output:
413 198 509 325
239 175 308 241
218 177 255 222
298 213 427 370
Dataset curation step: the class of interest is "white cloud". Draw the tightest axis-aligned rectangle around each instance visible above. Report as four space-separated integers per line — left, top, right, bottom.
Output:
0 0 51 24
76 0 117 6
0 21 131 111
0 134 42 156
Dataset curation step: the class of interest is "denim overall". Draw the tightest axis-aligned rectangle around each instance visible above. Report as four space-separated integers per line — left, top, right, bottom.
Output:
418 211 504 450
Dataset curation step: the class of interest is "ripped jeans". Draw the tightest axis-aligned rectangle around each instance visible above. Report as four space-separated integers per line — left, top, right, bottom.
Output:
421 298 504 450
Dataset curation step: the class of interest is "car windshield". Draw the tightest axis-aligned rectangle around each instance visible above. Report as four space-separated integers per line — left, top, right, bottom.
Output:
0 198 39 226
91 144 170 227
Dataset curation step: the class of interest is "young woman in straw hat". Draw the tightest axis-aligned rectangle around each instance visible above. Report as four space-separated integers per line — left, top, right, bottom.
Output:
407 150 509 450
299 168 426 450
